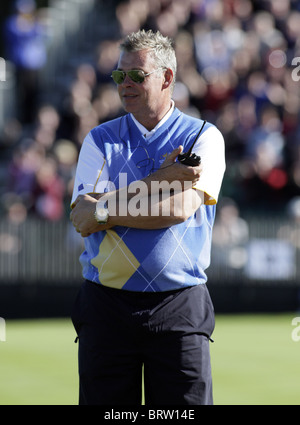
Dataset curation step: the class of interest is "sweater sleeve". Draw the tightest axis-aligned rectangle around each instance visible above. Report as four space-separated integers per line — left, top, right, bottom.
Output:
192 124 226 205
71 132 112 206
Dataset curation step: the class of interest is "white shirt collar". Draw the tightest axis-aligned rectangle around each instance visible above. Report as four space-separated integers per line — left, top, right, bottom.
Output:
130 100 175 140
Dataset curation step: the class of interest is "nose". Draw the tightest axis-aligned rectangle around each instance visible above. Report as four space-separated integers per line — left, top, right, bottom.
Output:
121 73 134 86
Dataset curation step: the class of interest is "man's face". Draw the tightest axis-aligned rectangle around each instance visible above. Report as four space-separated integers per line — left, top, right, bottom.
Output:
116 49 167 123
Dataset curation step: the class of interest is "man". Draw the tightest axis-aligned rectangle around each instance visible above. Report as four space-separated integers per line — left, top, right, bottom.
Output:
3 0 47 123
70 30 225 405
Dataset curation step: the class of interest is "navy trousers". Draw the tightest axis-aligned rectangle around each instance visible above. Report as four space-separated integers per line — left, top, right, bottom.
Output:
71 280 215 405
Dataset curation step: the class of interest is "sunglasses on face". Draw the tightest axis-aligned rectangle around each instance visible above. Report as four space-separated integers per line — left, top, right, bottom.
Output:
111 69 161 84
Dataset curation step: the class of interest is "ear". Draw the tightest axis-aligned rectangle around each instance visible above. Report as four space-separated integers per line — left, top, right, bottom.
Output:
162 68 173 90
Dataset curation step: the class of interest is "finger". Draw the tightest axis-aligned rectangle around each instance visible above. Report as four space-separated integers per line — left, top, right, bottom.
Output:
170 146 183 161
70 210 78 225
70 211 76 224
165 146 183 164
70 194 84 210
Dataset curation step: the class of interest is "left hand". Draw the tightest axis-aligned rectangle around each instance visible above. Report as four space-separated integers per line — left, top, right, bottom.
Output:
70 194 102 237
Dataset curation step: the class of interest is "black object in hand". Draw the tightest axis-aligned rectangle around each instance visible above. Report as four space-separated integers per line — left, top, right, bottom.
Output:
177 152 201 166
178 120 206 167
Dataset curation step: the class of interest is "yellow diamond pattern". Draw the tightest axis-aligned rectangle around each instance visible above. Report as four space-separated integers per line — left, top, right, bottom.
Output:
91 230 140 289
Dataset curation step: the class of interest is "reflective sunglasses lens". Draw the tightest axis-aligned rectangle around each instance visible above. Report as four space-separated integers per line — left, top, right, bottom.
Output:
111 70 146 84
128 70 145 83
111 70 125 84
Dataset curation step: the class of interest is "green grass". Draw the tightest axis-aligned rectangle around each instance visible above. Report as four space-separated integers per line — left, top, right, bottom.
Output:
0 314 299 405
0 319 78 405
211 314 300 405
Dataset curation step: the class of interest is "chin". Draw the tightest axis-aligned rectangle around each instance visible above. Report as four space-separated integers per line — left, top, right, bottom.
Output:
123 104 139 114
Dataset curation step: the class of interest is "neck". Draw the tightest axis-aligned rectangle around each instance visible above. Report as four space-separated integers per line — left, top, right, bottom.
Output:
133 100 173 131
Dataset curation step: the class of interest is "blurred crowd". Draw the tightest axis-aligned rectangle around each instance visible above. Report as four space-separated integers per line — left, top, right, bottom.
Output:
1 0 300 227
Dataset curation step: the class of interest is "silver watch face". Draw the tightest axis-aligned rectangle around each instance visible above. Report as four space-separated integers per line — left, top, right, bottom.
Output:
96 201 109 223
98 208 108 218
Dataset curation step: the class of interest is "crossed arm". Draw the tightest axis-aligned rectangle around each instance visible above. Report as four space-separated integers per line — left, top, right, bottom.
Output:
70 146 203 237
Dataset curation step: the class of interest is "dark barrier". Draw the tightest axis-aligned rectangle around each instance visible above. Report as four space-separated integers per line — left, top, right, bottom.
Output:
0 217 300 317
0 281 299 319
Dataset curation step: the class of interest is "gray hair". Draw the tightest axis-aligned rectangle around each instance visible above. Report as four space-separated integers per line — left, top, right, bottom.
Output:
120 30 177 92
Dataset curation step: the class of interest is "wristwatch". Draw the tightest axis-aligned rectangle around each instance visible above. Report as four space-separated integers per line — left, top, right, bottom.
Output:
94 199 109 224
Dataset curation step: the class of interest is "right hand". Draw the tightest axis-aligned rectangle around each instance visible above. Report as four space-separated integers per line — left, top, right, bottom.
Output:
158 146 202 186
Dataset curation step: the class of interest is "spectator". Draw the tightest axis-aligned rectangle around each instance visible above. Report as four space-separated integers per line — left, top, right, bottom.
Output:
7 139 46 211
211 197 249 272
1 0 300 222
3 0 48 123
34 155 65 221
